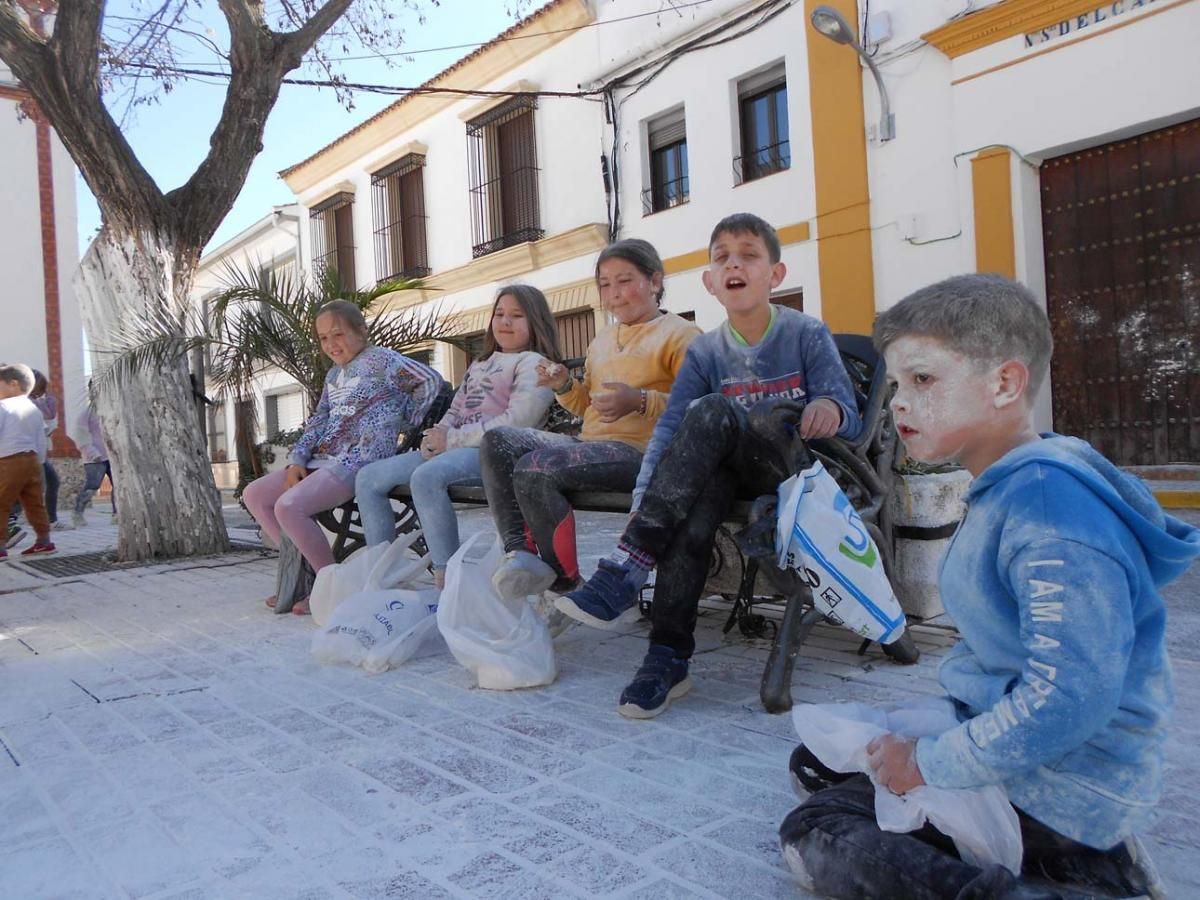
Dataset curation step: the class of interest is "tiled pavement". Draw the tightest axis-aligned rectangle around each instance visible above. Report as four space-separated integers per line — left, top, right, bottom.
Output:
1 508 1198 899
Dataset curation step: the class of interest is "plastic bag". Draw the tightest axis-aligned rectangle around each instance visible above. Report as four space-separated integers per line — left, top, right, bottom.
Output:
312 586 440 672
310 530 431 627
792 699 1023 874
311 530 442 673
437 531 556 690
775 460 906 644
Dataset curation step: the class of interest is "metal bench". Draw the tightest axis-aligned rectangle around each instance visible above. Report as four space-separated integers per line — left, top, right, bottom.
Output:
274 334 918 712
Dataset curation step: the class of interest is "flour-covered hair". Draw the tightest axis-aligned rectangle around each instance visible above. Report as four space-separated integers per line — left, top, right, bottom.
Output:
0 363 34 393
873 274 1053 397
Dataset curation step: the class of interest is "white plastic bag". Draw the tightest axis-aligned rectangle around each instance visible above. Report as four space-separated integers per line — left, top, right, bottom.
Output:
312 586 440 672
310 529 432 627
792 700 1023 874
437 531 556 690
776 460 906 644
311 530 442 673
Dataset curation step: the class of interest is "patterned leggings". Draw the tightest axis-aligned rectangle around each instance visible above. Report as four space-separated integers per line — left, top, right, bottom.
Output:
480 427 643 587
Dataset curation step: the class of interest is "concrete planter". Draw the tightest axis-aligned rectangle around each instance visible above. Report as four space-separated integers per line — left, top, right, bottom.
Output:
889 468 972 620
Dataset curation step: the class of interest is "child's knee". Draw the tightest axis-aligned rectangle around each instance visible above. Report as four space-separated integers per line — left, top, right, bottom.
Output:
355 462 391 497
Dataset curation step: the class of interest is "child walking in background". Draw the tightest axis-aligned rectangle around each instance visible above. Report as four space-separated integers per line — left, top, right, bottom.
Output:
356 285 560 589
242 300 443 614
0 364 55 560
480 239 701 603
72 396 115 527
556 213 862 718
779 274 1198 899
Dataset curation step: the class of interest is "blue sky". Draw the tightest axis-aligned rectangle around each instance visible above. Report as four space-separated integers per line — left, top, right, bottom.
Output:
76 2 522 256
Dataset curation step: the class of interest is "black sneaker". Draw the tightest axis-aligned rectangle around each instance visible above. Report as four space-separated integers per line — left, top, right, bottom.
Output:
555 559 644 629
788 743 853 796
617 644 691 719
1031 835 1165 899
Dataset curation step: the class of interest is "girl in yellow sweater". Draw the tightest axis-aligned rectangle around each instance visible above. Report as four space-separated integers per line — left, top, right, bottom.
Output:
480 239 700 600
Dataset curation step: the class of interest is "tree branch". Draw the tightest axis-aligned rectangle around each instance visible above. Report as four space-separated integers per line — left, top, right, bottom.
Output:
0 1 169 236
167 0 353 257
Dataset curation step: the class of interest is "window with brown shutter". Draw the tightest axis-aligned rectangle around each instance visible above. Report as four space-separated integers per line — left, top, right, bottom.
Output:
466 97 543 258
309 191 356 289
371 153 430 282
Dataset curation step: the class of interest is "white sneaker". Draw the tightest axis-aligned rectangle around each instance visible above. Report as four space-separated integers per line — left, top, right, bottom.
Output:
71 511 86 528
491 550 558 601
51 520 73 531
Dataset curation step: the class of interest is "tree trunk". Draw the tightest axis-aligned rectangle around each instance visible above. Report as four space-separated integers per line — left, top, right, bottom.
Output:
74 228 230 560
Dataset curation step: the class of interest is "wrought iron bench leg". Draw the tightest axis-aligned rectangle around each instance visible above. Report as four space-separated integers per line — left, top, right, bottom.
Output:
761 597 823 714
273 533 314 614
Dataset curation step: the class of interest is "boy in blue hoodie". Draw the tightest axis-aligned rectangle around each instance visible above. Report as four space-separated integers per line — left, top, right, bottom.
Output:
779 274 1199 899
555 213 863 718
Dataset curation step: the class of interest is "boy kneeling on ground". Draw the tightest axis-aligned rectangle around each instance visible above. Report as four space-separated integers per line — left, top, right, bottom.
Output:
555 212 863 718
780 274 1199 899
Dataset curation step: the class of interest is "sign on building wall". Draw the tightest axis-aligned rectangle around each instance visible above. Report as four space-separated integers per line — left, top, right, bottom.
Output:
1025 0 1160 47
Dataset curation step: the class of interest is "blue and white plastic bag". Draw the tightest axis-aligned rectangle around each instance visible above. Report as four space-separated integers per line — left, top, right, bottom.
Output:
775 460 906 644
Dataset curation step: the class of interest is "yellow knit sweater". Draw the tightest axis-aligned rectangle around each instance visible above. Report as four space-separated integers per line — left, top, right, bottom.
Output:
555 312 701 451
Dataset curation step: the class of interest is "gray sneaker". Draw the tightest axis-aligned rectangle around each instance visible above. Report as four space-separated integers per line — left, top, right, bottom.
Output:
534 591 574 639
492 550 558 601
71 511 86 528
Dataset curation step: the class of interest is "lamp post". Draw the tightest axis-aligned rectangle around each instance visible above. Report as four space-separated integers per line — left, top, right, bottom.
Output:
810 5 895 142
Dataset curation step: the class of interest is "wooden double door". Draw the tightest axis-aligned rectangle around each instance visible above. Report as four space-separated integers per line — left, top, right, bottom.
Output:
1041 118 1199 465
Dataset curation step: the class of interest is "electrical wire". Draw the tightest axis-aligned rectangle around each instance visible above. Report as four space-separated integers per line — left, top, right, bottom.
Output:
102 0 722 69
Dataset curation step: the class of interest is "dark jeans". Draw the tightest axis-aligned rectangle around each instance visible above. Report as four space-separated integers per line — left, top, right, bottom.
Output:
780 775 1141 900
75 460 116 515
9 461 57 523
623 394 794 659
481 427 643 585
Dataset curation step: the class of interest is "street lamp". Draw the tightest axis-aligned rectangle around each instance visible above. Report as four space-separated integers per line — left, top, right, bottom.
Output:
810 5 895 142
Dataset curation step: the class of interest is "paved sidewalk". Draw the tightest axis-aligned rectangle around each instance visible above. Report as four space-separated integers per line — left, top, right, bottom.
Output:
1 510 1197 899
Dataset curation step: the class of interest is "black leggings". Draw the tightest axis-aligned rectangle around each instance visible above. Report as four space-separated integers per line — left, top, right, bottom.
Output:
622 393 794 658
481 427 643 586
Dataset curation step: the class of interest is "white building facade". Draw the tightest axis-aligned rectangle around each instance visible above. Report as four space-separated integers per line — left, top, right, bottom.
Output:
0 60 84 463
273 0 1198 466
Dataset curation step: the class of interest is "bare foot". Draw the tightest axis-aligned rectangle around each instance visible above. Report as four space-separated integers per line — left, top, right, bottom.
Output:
291 598 311 616
264 595 278 609
434 569 446 590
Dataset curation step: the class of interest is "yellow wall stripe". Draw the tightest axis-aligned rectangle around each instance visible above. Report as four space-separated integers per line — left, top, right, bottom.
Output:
971 148 1016 277
805 0 875 334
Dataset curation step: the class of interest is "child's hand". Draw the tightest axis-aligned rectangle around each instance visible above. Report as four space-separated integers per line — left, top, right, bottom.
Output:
421 425 447 459
799 398 842 439
592 382 640 422
866 733 925 795
284 465 306 489
536 361 570 392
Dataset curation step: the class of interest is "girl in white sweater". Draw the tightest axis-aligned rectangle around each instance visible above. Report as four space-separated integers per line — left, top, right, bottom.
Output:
355 284 561 586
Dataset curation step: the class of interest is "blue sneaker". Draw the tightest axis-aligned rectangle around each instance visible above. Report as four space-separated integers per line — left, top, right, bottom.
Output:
553 559 644 629
618 644 691 719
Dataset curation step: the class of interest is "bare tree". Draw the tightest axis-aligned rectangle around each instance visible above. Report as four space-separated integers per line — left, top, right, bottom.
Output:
0 1 436 560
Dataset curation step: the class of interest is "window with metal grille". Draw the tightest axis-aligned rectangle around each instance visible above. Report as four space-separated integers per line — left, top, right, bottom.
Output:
265 389 305 440
466 97 543 258
555 309 596 360
735 66 790 185
309 191 356 288
644 107 689 215
371 154 430 282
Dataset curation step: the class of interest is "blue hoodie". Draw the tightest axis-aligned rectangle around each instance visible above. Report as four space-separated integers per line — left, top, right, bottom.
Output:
915 435 1200 849
632 305 861 506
